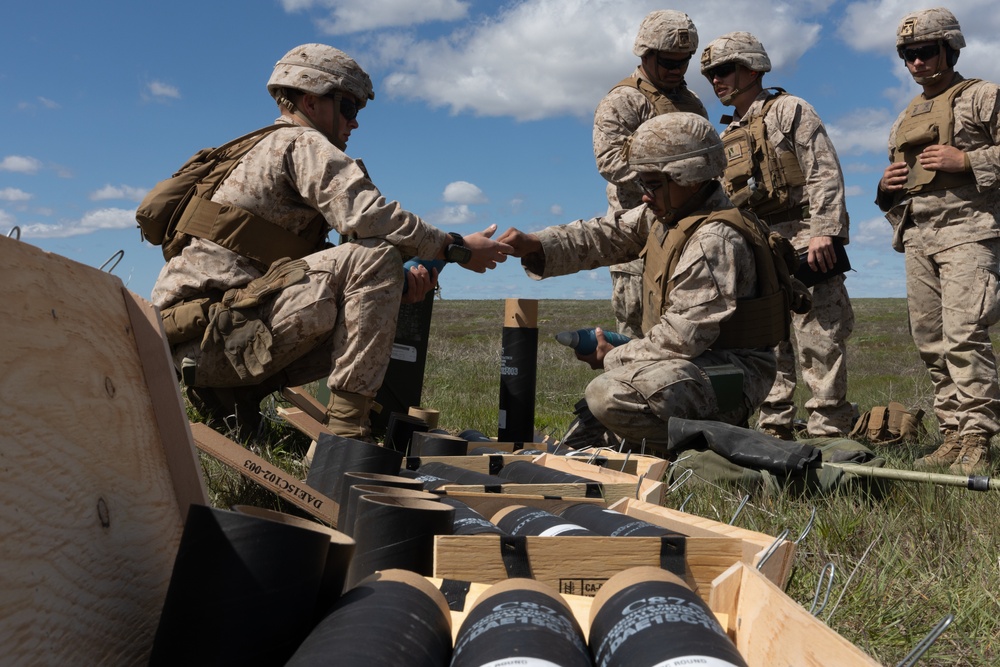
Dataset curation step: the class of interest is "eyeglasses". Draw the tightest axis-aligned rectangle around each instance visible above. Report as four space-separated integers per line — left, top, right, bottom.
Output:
900 44 940 63
704 62 737 80
637 176 665 198
655 54 692 71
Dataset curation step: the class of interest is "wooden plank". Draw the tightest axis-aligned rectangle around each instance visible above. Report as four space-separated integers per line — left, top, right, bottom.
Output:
432 482 646 504
0 236 203 664
610 498 796 588
434 535 744 600
563 450 669 479
727 563 881 666
532 453 666 505
282 385 327 424
191 422 338 526
278 406 333 442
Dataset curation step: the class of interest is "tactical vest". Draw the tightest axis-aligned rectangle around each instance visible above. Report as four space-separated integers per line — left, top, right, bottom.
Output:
612 75 709 119
891 78 980 195
136 125 328 268
721 89 807 219
640 207 791 349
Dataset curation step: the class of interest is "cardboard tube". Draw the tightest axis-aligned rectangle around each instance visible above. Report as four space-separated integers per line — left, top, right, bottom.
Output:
407 406 440 430
498 298 538 443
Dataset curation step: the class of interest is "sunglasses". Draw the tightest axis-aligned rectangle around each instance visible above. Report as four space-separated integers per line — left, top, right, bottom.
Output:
900 44 940 63
704 62 738 79
338 97 359 121
637 176 665 198
656 54 692 71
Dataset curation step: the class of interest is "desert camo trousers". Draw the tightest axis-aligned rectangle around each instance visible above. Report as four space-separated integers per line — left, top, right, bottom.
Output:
904 230 1000 437
610 259 645 340
585 354 776 452
757 273 855 436
172 238 403 398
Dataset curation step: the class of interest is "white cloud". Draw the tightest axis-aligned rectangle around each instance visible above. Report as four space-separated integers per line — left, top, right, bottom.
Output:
428 204 477 225
0 188 32 202
376 0 825 121
145 80 181 101
282 0 469 34
0 210 14 227
844 185 864 197
442 180 487 204
90 184 149 201
17 96 60 111
1 155 43 174
550 204 563 216
852 214 894 247
19 207 137 239
827 107 895 156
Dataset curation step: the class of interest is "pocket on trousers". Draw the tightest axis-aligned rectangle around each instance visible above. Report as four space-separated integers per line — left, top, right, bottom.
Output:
974 265 1000 328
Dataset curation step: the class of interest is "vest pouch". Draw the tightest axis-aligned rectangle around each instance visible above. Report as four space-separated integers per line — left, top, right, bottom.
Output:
899 125 939 191
712 290 788 350
136 148 215 245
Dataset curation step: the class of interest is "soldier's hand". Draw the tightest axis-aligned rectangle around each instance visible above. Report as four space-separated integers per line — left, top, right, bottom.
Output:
919 144 968 173
576 326 614 371
807 235 837 274
401 263 437 304
462 224 513 273
496 227 542 258
879 161 909 192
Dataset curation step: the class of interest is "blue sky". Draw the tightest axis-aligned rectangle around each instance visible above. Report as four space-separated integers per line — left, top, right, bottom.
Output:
3 0 999 302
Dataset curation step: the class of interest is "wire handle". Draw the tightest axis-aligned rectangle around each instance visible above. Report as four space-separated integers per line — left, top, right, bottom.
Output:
810 562 835 616
895 614 954 667
100 249 124 273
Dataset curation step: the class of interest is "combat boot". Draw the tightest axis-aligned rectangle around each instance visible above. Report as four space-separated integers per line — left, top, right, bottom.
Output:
948 434 993 475
914 430 962 470
325 390 375 442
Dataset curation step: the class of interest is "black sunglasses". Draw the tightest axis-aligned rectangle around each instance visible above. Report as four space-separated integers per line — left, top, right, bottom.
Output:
899 44 941 63
656 54 692 71
704 62 737 79
338 97 359 121
637 176 665 198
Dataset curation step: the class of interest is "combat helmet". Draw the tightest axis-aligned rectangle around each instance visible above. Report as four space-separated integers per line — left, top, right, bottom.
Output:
896 7 965 52
633 10 698 56
267 43 375 107
700 31 771 76
626 112 725 186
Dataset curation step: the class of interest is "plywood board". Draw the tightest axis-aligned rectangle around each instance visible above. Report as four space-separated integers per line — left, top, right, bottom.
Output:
0 236 207 664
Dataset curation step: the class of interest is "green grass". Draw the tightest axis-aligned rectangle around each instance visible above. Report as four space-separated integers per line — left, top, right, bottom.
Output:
199 297 1000 666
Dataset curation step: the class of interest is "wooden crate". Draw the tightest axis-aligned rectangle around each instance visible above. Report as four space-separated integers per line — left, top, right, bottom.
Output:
609 497 796 588
0 237 207 664
709 562 880 666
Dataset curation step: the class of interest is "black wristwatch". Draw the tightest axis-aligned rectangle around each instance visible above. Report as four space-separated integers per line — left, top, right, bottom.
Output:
444 232 472 264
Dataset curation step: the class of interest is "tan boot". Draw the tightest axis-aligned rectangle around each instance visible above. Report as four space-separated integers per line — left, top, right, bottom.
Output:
914 430 962 470
325 390 374 442
948 434 993 475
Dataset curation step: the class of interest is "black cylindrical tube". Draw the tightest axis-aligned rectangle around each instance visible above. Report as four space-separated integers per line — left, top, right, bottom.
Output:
411 431 469 457
497 459 594 485
286 569 453 667
498 299 538 443
451 578 591 667
438 497 507 535
589 567 749 667
417 461 507 487
491 505 596 537
336 471 425 531
343 484 440 537
345 496 455 590
306 433 403 499
459 429 494 442
558 503 680 537
149 505 330 666
231 504 356 622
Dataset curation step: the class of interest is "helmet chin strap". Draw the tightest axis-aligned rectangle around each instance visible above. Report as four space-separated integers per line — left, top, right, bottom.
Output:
720 66 754 105
912 41 949 86
287 92 345 149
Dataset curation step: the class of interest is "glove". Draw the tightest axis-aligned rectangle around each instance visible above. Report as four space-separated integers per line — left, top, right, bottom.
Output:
202 302 273 380
223 257 308 309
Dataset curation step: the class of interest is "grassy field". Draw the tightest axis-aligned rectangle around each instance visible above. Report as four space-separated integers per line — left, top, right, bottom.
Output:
203 297 1000 666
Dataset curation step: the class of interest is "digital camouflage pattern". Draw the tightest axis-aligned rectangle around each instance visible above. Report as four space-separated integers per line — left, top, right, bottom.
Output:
631 10 698 56
722 90 854 435
700 31 771 74
881 69 1000 438
895 7 965 50
518 186 776 449
593 71 707 338
153 117 450 398
267 43 374 105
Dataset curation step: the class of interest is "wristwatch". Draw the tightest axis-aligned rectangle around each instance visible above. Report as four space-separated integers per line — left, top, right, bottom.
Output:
444 232 472 264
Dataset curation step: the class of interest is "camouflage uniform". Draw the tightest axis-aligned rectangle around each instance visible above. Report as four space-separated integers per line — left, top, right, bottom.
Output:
520 185 776 449
880 74 1000 438
152 117 449 399
724 92 855 436
593 10 707 339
